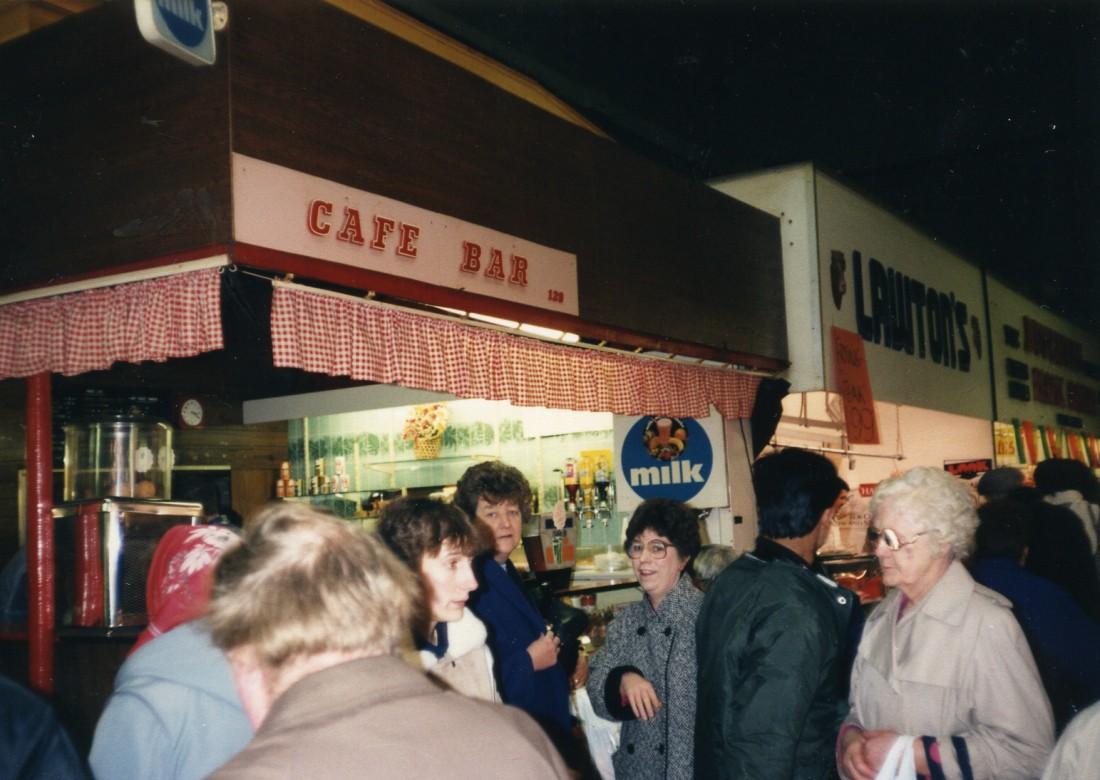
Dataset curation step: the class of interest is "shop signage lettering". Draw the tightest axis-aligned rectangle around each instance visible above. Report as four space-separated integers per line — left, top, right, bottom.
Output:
306 203 532 289
618 416 714 503
307 201 421 258
831 327 880 445
628 459 706 487
1022 317 1083 370
134 0 216 66
458 242 529 286
1004 316 1099 416
233 154 579 316
943 458 992 479
1031 367 1066 407
1067 382 1098 415
844 249 975 373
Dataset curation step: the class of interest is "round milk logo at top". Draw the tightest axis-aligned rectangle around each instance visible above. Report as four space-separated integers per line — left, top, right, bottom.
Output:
620 416 714 502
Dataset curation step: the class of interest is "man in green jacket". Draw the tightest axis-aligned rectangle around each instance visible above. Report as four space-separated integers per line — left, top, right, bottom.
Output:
695 448 856 779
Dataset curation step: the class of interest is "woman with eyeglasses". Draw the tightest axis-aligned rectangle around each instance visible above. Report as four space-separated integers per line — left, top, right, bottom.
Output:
839 467 1054 780
585 498 702 780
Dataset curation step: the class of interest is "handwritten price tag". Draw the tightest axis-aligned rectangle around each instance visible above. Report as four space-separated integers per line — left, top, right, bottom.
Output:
831 327 880 445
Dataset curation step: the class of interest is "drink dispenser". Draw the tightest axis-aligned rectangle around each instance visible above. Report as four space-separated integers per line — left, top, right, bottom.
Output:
64 418 173 501
57 417 199 628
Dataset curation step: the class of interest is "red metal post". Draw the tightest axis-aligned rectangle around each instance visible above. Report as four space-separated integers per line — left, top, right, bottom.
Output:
26 372 54 693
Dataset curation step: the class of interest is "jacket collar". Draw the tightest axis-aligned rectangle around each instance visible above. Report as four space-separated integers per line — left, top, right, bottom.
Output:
646 573 698 617
752 536 813 570
475 556 545 631
905 559 975 627
264 655 434 734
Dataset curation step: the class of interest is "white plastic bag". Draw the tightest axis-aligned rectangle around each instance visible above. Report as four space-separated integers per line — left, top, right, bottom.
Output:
874 735 917 780
571 688 620 780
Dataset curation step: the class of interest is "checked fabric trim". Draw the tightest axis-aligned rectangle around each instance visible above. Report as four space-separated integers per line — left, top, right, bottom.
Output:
0 268 224 379
271 284 760 419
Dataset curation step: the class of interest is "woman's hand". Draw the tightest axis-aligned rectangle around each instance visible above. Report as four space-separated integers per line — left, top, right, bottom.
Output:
619 672 661 720
861 730 903 771
528 630 561 671
838 727 875 780
570 652 589 689
840 726 910 774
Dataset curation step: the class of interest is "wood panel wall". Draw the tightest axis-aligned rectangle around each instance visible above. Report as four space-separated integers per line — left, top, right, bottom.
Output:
0 2 231 288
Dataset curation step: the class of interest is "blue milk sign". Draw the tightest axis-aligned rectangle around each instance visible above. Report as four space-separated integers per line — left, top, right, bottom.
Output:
614 414 728 511
135 0 216 66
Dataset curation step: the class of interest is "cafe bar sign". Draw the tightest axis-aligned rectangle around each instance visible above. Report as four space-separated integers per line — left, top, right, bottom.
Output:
232 153 579 316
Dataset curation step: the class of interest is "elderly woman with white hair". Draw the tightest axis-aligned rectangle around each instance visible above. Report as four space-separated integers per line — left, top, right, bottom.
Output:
838 467 1054 780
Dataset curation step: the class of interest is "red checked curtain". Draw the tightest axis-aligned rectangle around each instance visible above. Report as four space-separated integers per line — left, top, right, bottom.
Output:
0 268 224 379
270 283 761 419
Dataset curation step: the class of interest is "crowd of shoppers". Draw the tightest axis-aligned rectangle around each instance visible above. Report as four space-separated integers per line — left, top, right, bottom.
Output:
9 451 1099 778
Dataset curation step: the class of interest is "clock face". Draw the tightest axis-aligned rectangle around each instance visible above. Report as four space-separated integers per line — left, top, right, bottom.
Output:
180 398 204 427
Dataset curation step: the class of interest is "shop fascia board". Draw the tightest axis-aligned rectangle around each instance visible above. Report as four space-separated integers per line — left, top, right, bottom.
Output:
232 241 788 374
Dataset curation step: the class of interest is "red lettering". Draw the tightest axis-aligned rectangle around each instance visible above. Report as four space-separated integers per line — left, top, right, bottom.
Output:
396 223 419 258
1031 367 1066 407
485 249 506 280
370 216 395 251
1067 381 1099 415
460 241 482 273
307 200 332 235
335 207 365 245
1023 316 1084 369
509 255 528 286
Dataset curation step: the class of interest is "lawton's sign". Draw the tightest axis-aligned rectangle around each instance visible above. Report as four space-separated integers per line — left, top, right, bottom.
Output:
835 249 979 374
232 153 579 315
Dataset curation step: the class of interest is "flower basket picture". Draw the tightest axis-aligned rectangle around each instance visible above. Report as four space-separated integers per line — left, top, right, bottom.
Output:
402 403 449 460
413 436 443 460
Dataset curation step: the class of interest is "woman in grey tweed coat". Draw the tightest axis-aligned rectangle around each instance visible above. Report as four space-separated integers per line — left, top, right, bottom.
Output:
586 498 703 780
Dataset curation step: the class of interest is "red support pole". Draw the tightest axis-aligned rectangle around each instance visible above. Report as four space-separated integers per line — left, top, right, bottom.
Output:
26 372 54 694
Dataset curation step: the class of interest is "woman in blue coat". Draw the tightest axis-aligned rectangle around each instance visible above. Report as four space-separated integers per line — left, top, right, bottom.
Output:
586 498 703 780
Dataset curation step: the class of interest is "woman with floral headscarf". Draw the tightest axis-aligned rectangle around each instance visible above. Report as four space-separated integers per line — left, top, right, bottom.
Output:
91 523 252 780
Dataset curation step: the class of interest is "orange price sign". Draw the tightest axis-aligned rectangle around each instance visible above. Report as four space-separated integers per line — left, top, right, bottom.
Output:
831 326 880 445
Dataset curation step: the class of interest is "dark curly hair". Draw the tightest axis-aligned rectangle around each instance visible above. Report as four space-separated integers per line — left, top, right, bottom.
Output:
453 461 533 522
376 497 487 569
624 498 702 570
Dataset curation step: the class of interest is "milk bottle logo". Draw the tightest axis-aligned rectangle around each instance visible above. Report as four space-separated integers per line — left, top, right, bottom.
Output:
619 416 714 502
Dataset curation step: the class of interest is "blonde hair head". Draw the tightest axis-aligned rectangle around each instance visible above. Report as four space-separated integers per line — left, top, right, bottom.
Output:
206 502 421 669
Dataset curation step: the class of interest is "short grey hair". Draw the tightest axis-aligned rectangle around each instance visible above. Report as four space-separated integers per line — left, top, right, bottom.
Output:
693 544 740 586
870 466 979 560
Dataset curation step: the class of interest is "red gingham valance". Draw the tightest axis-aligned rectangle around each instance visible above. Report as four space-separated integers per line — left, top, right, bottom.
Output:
0 268 224 379
271 284 761 418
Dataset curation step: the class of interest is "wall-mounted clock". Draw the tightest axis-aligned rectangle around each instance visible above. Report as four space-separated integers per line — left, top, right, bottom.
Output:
178 397 205 429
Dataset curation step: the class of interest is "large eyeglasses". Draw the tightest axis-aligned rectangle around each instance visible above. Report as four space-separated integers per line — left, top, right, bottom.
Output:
866 526 927 551
625 540 671 559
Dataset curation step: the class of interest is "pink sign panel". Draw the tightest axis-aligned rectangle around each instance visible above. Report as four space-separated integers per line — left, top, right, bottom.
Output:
232 153 579 316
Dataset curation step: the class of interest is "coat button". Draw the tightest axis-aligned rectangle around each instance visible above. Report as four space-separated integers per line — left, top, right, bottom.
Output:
837 595 848 605
626 744 635 754
663 627 672 637
637 626 647 636
657 744 665 755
